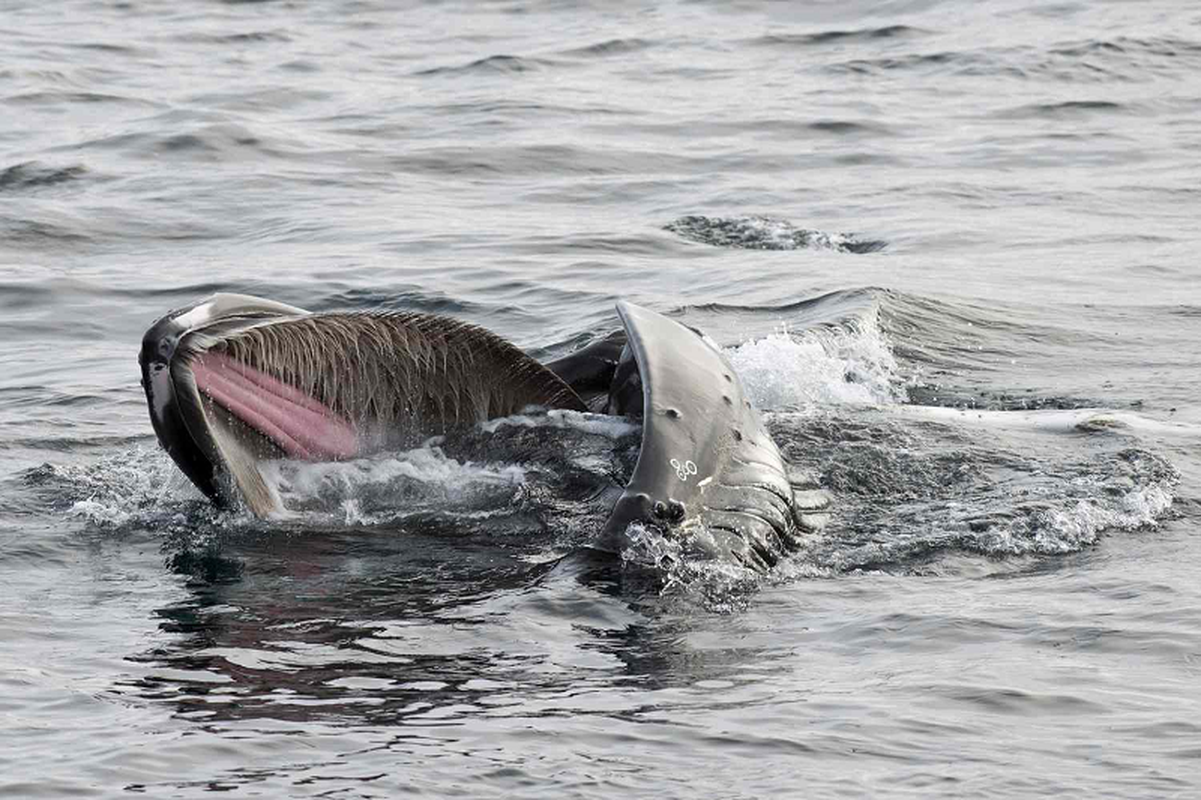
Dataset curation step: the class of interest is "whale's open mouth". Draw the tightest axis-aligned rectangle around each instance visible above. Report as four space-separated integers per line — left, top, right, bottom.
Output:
138 294 586 516
189 351 359 462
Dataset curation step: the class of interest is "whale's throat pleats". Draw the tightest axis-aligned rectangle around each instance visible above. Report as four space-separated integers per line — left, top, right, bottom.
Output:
175 311 586 515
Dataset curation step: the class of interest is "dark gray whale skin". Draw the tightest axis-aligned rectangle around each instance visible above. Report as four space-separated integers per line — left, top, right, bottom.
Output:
594 302 803 570
139 295 813 571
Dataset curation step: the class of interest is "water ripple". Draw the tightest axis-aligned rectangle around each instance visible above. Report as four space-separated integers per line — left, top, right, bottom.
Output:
747 25 931 48
416 54 563 77
0 161 87 191
559 37 658 58
1 0 1199 796
665 215 887 253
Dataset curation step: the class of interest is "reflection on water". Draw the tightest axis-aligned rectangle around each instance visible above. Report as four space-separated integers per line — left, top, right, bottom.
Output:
133 528 797 729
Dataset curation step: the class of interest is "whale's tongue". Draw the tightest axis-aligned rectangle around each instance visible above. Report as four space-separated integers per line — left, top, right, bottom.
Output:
191 351 359 461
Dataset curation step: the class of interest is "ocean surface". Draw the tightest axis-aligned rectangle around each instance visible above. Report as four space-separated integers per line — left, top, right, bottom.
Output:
3 0 1201 797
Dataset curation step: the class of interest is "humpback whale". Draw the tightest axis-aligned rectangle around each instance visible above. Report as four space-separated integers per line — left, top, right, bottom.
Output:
139 294 825 571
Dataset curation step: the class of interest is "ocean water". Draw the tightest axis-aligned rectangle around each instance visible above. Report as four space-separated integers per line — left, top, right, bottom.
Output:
3 0 1201 797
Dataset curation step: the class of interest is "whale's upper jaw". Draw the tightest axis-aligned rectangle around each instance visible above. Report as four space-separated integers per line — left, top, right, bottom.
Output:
602 301 800 571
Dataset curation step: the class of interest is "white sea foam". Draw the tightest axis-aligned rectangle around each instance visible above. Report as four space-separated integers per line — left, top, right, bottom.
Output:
63 447 195 528
891 405 1201 437
68 496 135 528
1025 482 1175 554
726 312 905 410
264 445 526 494
480 408 639 438
262 444 528 520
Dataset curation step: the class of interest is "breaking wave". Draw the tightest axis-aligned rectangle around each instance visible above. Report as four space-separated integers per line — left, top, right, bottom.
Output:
726 309 906 409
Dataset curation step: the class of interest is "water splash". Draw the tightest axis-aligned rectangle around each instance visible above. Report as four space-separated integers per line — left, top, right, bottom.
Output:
480 409 638 438
726 311 906 410
261 443 529 524
665 215 886 253
53 447 197 528
618 522 764 612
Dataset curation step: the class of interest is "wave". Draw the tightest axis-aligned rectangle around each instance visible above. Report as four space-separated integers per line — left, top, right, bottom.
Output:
170 30 292 45
61 122 282 161
415 54 562 77
805 119 897 136
4 90 158 107
0 212 93 245
0 162 88 191
823 34 1201 82
997 100 1135 119
388 143 696 178
1050 35 1201 62
748 25 930 48
559 38 657 58
664 215 887 253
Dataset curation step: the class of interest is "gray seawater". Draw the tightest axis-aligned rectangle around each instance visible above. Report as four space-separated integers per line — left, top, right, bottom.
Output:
3 0 1201 797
